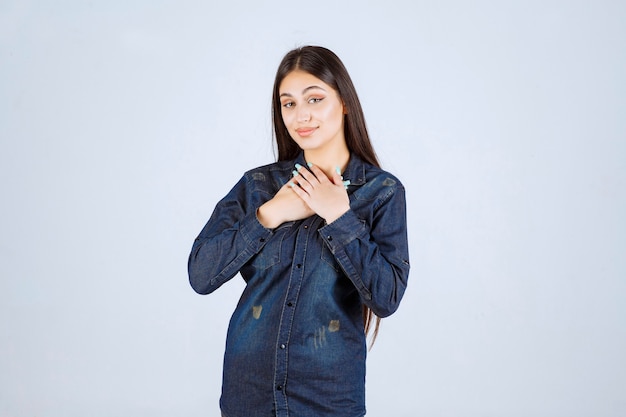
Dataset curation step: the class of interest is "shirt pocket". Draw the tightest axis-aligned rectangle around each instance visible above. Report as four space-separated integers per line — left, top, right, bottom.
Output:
247 222 290 271
248 249 280 270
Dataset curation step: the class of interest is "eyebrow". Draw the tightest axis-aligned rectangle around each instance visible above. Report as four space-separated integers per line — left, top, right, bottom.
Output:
279 85 327 98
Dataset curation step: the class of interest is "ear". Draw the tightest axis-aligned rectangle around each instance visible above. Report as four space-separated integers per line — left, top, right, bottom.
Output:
342 101 348 115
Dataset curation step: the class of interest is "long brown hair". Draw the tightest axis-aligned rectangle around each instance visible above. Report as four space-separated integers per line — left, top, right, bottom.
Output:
271 45 382 345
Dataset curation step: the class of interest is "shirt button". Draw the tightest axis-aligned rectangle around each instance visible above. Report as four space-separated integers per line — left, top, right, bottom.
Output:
296 264 302 268
276 385 283 391
304 225 308 229
260 238 265 243
327 236 333 241
287 302 294 307
280 344 286 349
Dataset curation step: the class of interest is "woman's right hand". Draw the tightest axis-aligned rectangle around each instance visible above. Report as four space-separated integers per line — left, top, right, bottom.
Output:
257 182 315 229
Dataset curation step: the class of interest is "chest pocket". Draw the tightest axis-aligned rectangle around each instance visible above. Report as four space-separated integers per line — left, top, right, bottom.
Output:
247 223 291 271
249 248 280 270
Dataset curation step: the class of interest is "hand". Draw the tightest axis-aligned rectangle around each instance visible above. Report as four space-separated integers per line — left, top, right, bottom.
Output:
257 181 315 228
289 163 350 224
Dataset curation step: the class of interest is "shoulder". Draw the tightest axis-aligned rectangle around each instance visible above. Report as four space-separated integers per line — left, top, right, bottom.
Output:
237 159 294 194
361 161 406 193
242 160 293 180
349 159 406 209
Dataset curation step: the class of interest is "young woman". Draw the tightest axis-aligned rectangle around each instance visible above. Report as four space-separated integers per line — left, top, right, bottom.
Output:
188 46 410 417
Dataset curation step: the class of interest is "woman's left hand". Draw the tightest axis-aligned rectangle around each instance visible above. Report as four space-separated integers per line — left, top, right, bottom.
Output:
289 163 350 224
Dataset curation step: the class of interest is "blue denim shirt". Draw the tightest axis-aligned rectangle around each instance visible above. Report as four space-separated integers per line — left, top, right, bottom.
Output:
188 152 410 417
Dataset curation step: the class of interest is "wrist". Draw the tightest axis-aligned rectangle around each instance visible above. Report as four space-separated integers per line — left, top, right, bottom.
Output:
257 202 281 229
324 206 350 225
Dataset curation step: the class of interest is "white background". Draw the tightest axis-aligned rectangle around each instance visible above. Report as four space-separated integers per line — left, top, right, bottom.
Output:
1 1 624 416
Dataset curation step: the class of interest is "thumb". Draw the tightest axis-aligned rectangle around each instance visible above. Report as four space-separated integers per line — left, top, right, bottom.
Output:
334 166 351 190
333 166 344 185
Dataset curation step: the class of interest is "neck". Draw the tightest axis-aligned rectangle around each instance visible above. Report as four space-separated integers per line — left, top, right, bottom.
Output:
304 145 350 178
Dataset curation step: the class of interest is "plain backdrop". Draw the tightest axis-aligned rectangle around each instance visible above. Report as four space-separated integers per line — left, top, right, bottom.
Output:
1 1 624 416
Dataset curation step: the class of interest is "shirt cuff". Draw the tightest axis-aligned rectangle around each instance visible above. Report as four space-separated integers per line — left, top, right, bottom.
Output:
240 211 274 252
319 210 367 252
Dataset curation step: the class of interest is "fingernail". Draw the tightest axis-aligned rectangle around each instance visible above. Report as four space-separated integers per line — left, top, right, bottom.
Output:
343 180 351 187
307 162 313 168
288 181 295 188
295 163 302 170
292 170 298 176
335 166 341 175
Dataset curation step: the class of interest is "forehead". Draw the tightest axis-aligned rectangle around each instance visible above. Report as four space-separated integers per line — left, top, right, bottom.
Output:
279 70 334 94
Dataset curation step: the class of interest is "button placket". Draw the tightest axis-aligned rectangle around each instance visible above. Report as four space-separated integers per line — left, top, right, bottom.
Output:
273 218 317 415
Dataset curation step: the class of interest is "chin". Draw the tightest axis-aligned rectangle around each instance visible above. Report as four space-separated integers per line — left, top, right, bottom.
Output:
292 140 319 151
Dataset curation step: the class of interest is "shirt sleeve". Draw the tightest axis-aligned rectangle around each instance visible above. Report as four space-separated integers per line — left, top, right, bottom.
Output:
318 184 410 317
188 175 274 294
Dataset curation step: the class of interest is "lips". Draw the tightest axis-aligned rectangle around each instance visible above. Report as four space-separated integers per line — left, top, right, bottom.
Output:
295 127 317 137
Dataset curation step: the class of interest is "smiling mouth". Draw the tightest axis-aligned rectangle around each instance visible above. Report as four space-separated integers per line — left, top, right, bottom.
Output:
295 127 317 137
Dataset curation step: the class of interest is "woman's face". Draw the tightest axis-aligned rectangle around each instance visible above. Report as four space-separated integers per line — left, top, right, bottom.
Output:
279 70 346 155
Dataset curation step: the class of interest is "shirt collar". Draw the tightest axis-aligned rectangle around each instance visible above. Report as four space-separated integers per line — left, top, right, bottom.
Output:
342 153 366 186
294 151 367 186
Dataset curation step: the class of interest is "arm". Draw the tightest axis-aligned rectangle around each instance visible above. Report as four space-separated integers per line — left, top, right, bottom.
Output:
188 172 315 294
319 185 410 318
288 163 410 317
188 176 273 295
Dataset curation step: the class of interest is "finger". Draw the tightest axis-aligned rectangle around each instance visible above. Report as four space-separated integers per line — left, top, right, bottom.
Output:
289 179 312 202
308 164 332 184
281 179 295 190
295 163 320 185
291 174 314 194
332 166 352 190
289 168 308 189
278 179 298 195
331 166 343 185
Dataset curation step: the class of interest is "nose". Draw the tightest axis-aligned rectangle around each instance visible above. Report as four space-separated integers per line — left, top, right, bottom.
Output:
297 107 310 123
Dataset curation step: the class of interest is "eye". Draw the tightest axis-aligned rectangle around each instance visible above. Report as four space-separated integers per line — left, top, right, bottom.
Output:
282 101 294 108
308 97 324 104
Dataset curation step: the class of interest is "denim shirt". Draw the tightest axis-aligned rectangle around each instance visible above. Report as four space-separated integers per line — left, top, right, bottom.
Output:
188 152 410 417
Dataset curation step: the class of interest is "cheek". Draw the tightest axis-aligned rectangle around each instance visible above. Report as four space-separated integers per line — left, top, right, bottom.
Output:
281 113 298 140
281 110 294 128
322 104 344 127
